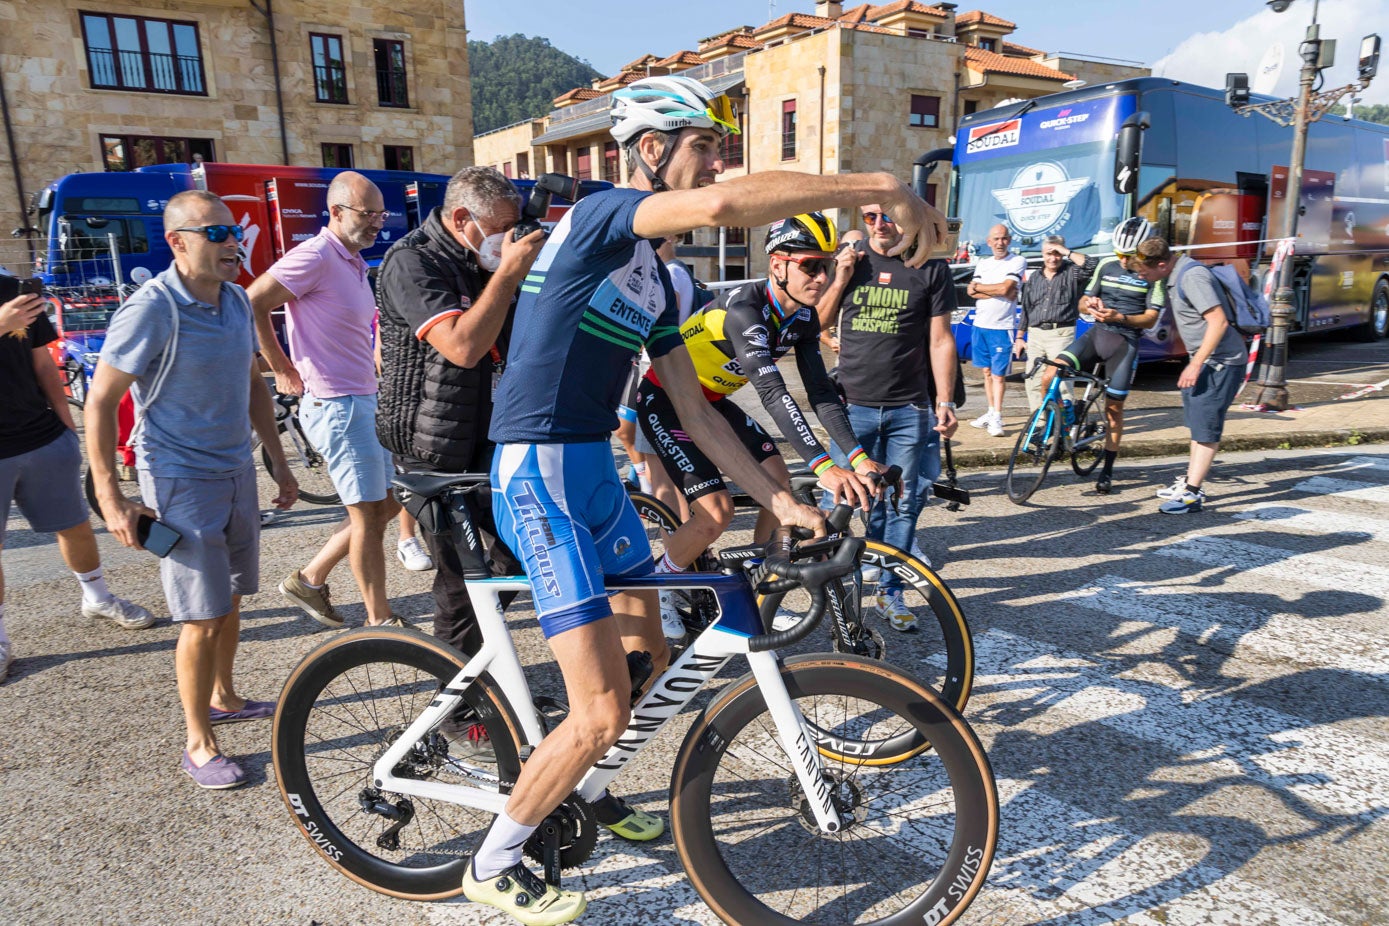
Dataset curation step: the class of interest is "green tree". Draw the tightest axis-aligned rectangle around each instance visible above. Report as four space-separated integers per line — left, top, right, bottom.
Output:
469 34 603 135
1328 101 1389 124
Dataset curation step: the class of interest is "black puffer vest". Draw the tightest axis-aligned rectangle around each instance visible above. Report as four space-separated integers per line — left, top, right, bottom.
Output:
376 209 506 472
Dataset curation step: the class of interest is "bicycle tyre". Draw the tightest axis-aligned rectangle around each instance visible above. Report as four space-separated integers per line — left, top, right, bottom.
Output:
1005 400 1061 504
671 654 998 926
1069 395 1105 477
264 417 341 506
272 628 524 899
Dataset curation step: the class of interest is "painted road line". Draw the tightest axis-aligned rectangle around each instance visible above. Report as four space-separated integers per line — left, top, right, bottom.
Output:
1339 455 1389 472
1292 475 1389 506
1236 502 1389 546
1052 574 1389 680
1157 532 1389 600
973 630 1389 819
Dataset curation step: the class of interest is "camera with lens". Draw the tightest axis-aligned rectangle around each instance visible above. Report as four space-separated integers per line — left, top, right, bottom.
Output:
0 274 44 303
513 173 585 241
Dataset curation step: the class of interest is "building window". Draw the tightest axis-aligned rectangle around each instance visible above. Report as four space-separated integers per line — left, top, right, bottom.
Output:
724 226 746 245
516 152 529 178
603 141 621 183
384 145 414 171
963 99 979 116
781 99 797 161
81 13 207 95
322 143 354 168
724 263 747 280
374 39 409 108
910 94 941 128
102 134 214 171
502 161 513 178
978 38 996 51
720 131 744 169
575 147 592 181
311 33 348 103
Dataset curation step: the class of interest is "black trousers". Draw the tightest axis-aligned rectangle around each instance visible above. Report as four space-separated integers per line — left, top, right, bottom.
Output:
397 453 519 658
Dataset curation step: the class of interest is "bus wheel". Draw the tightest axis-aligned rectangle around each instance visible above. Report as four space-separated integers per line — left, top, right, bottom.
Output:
1355 280 1389 342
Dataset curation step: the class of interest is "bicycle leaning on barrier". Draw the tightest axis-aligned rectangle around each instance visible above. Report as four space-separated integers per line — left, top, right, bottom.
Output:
271 469 999 926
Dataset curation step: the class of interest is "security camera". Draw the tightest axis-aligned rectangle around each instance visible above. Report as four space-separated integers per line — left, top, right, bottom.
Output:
1266 0 1293 12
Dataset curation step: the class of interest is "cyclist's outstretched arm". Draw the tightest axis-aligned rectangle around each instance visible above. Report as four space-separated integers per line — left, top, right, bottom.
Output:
649 346 825 535
631 172 945 268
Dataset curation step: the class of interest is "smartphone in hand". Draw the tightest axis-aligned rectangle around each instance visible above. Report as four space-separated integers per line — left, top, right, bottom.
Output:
137 515 182 558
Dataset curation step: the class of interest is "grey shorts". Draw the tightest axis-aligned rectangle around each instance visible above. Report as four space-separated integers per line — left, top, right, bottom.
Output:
1182 360 1246 443
137 464 260 622
0 429 88 539
298 392 394 506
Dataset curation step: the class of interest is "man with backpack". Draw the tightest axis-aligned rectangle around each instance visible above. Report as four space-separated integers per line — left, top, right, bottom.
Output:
1131 238 1253 514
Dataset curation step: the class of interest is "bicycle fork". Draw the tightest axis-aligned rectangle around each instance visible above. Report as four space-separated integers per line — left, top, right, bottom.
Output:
747 651 847 834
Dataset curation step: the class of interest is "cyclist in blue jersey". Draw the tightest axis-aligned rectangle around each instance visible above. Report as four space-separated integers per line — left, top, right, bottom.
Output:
469 74 947 924
1040 216 1163 495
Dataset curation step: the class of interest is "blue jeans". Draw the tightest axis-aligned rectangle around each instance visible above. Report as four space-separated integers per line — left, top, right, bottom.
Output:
826 403 938 592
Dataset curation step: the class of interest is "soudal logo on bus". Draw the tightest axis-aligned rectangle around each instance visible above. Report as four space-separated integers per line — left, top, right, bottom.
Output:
1038 108 1091 131
965 120 1021 155
991 161 1091 236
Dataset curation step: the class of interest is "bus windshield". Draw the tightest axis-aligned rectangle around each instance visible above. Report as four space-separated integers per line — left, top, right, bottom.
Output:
953 94 1137 256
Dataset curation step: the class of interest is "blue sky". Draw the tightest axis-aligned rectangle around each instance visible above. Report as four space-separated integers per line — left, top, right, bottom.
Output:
466 0 1389 104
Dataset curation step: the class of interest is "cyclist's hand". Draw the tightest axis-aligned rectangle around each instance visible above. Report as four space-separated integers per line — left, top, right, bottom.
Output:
270 459 299 509
770 494 827 538
500 226 546 276
879 178 945 268
99 493 157 550
820 465 875 512
273 365 305 397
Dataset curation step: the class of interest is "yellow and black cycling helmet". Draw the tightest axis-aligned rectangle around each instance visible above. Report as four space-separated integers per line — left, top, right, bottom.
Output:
765 212 838 255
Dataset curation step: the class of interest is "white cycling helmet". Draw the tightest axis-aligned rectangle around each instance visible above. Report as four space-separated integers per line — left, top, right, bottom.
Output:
1112 216 1154 255
610 75 739 147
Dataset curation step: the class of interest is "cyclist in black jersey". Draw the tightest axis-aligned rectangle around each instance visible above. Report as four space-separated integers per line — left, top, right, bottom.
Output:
1041 217 1163 494
638 213 886 574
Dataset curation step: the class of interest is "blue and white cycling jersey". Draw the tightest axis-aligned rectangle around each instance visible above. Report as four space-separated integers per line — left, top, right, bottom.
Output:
490 188 684 444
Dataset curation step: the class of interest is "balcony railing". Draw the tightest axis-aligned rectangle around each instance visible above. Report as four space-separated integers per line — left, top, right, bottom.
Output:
314 64 349 103
88 47 205 95
376 66 408 108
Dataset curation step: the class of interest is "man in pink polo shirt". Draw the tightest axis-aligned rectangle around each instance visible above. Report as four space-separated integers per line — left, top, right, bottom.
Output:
249 171 401 628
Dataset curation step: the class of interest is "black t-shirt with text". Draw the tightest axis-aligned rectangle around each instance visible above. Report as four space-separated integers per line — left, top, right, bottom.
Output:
835 247 957 406
1 311 67 459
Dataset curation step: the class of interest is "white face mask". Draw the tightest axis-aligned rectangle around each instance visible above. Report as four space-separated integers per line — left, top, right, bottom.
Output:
463 221 505 272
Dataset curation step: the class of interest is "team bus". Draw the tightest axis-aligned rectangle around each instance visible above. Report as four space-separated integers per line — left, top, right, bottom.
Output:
930 77 1389 359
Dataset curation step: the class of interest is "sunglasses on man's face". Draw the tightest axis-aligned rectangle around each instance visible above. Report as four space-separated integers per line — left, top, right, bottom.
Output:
781 254 833 278
174 224 244 243
862 212 895 226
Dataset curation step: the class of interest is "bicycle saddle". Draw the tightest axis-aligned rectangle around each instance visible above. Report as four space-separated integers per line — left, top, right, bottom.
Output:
391 471 490 498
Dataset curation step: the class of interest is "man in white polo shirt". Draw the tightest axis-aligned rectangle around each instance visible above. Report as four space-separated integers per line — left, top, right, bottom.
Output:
249 171 401 628
966 224 1026 436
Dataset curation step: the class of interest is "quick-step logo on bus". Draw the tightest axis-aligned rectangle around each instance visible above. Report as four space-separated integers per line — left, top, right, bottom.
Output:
990 161 1090 236
965 119 1021 155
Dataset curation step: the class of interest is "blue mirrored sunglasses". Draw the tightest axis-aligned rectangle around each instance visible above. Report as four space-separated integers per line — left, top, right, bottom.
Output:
173 224 245 243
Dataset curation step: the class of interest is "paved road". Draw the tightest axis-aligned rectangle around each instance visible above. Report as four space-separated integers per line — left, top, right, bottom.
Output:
2 441 1386 924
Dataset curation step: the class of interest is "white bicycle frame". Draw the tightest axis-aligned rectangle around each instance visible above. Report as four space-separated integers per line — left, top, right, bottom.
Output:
366 573 848 834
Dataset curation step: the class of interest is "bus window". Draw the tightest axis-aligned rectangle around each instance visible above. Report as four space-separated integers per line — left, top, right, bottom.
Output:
60 216 150 261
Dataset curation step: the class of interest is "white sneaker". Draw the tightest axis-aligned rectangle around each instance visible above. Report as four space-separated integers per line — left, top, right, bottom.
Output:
875 590 918 632
1155 477 1187 500
659 590 688 642
396 537 435 571
986 413 1005 438
859 564 881 585
0 640 12 684
969 410 994 429
82 596 155 630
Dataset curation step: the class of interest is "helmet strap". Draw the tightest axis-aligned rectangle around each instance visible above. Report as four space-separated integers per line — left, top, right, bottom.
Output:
766 268 805 319
631 130 679 192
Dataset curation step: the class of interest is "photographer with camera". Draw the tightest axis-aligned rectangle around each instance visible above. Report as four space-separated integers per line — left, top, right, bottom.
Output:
0 280 155 686
375 166 544 658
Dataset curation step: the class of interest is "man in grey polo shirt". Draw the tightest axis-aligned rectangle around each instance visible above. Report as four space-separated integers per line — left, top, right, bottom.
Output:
88 190 298 790
1132 239 1248 514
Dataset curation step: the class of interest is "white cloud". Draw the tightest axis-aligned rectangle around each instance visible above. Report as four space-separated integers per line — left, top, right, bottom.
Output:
1153 0 1389 106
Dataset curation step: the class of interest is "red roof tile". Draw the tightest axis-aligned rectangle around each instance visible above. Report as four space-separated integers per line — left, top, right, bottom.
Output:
956 10 1016 28
1001 40 1044 57
653 50 707 68
964 46 1072 80
866 1 954 19
553 87 602 104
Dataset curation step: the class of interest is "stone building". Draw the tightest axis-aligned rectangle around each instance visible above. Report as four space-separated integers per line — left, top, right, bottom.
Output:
0 1 471 242
473 2 1148 281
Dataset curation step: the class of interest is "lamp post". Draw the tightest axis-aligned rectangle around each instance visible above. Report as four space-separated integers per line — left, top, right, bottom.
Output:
1225 0 1380 410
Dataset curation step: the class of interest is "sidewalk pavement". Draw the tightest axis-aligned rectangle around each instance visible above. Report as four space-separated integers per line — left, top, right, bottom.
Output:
947 378 1389 469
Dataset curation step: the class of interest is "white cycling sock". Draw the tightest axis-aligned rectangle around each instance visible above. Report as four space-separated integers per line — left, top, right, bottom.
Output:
74 567 113 605
654 552 685 574
0 603 9 646
472 808 536 880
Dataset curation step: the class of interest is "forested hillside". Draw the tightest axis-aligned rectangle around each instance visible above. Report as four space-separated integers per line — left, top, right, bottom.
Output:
470 34 603 134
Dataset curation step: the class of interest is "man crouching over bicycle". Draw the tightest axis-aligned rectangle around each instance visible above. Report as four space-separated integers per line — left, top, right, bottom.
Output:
1038 217 1163 495
472 74 947 924
636 212 889 628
